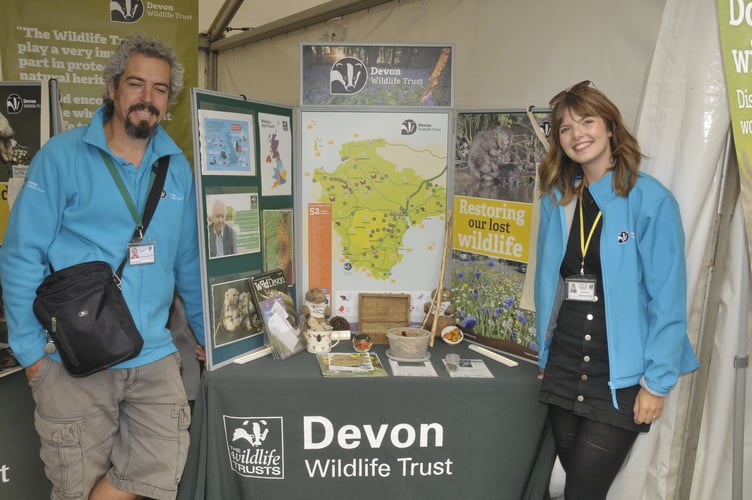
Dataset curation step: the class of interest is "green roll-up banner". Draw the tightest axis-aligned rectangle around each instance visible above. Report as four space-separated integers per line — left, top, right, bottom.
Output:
718 0 752 261
0 0 198 161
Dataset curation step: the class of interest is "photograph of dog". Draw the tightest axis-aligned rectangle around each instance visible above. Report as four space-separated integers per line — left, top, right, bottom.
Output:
212 278 264 347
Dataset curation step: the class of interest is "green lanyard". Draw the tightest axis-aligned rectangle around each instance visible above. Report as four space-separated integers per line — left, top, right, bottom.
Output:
99 149 156 241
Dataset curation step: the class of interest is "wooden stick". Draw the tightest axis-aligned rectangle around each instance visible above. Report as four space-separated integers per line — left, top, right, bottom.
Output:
421 210 450 330
429 210 452 347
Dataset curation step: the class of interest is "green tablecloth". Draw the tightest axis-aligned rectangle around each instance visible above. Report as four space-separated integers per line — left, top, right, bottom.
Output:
0 371 51 499
178 342 555 500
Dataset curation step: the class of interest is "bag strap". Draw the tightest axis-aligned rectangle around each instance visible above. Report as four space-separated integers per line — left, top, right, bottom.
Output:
115 155 170 277
138 155 170 238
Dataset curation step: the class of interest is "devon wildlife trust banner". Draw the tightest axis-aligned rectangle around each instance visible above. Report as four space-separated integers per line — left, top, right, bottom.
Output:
718 0 752 263
0 0 197 161
301 44 453 107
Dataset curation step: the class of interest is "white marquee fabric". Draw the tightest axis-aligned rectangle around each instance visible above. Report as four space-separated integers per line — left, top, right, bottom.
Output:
625 0 750 499
0 0 739 497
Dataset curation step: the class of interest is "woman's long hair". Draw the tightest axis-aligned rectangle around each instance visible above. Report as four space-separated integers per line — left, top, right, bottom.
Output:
539 85 643 204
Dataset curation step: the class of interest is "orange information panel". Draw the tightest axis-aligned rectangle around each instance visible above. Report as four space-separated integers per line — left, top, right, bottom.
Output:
307 203 332 292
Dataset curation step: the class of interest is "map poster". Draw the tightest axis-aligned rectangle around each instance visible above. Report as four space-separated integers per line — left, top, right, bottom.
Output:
258 112 292 196
450 110 549 363
300 110 450 325
197 109 255 176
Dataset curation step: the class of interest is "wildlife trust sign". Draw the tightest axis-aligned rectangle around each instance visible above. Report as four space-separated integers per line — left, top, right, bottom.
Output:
224 416 285 478
223 414 454 481
301 43 454 107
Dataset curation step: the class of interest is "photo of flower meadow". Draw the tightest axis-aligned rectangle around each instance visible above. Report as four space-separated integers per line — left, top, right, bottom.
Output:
451 252 538 361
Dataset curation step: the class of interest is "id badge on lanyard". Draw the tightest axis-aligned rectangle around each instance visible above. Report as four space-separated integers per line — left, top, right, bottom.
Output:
566 191 601 302
128 240 156 265
565 274 598 302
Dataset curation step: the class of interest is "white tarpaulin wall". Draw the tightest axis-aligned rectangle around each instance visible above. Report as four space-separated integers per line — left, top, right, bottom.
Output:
624 0 750 499
208 1 751 498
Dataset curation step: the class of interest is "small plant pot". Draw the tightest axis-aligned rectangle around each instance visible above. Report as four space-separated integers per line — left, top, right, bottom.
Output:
386 327 431 359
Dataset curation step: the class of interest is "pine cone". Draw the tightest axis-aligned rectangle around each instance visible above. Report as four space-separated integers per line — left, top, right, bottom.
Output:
328 316 350 331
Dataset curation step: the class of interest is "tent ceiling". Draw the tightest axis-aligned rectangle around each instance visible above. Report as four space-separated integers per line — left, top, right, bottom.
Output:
199 1 331 37
199 0 392 50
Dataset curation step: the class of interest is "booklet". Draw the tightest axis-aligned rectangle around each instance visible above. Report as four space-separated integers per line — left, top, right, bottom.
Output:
442 358 494 378
316 352 388 377
249 269 306 359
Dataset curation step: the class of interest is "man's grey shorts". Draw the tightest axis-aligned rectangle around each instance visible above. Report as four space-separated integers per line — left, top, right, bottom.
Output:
29 352 191 500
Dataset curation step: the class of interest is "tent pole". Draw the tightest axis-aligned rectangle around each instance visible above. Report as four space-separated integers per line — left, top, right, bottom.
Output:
201 0 244 91
733 317 748 500
207 50 218 91
673 129 740 499
208 0 395 52
205 0 245 43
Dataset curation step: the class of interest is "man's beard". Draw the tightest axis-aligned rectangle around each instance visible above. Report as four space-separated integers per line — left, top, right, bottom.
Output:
125 103 160 139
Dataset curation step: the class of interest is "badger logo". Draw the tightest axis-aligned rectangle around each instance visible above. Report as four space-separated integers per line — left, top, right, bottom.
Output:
6 94 23 114
110 0 145 23
401 119 417 135
330 57 367 95
224 416 285 479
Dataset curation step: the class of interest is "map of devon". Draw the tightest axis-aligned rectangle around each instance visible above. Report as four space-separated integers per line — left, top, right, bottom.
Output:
314 138 447 280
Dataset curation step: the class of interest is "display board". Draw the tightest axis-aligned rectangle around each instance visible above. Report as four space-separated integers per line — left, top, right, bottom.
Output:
299 109 451 326
298 43 455 329
450 109 549 363
191 89 295 370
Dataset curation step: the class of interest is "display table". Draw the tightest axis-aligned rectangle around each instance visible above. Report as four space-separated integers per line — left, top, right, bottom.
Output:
177 342 555 500
0 371 51 499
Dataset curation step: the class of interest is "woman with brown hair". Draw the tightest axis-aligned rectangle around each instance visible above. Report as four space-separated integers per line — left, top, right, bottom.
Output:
534 81 699 499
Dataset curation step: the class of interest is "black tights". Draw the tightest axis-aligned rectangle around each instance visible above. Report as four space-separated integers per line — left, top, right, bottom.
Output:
548 405 639 500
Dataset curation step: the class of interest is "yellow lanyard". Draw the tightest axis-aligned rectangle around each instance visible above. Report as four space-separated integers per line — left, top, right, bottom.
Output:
579 193 602 275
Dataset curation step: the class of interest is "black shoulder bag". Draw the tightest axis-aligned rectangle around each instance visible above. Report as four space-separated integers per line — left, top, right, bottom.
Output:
32 154 169 377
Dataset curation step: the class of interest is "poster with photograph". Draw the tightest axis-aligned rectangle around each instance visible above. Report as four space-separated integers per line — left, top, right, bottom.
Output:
450 110 549 363
205 188 261 259
262 209 294 285
197 109 255 176
210 274 264 349
0 82 41 174
301 44 453 107
0 81 43 243
258 112 292 196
